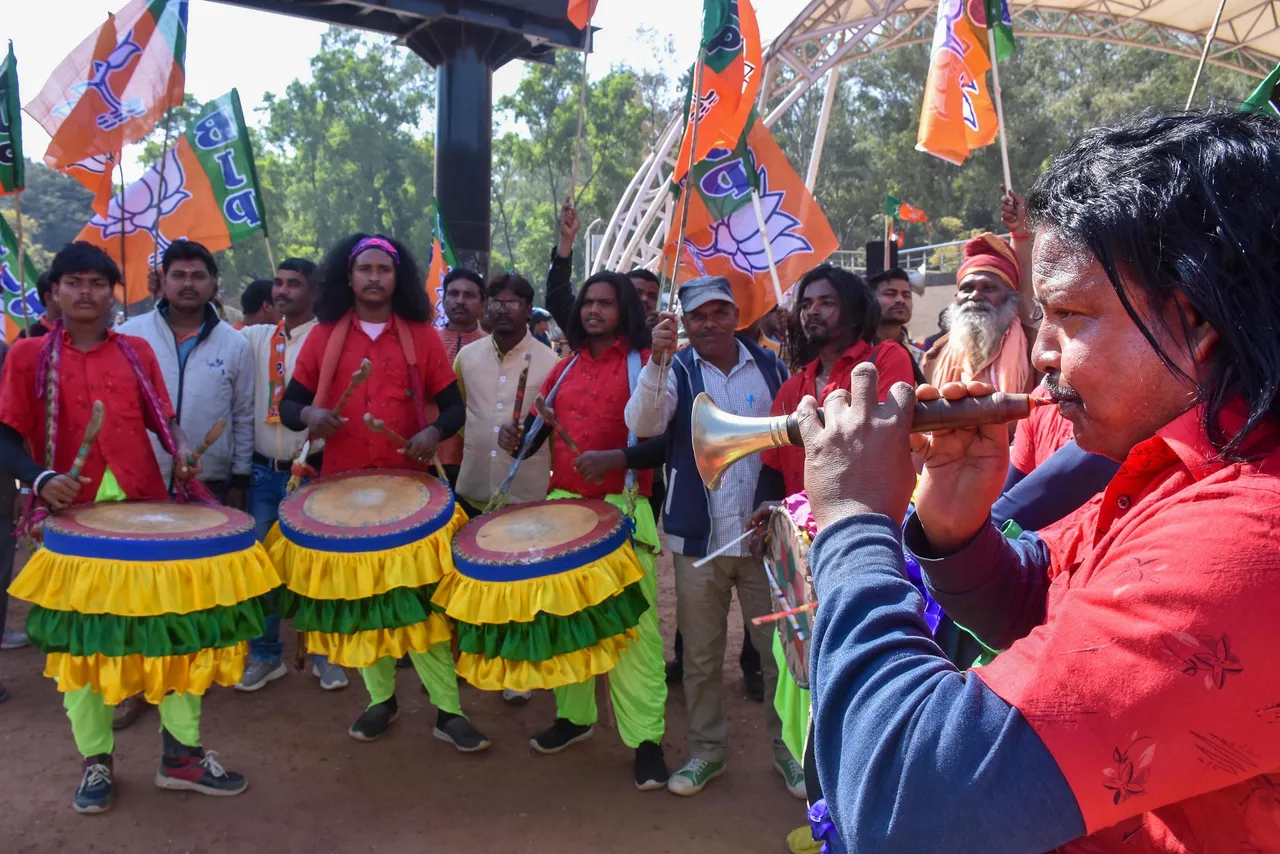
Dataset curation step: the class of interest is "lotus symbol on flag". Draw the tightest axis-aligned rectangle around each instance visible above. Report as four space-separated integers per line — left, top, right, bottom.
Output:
1 251 44 320
88 148 191 266
689 167 813 275
54 34 146 130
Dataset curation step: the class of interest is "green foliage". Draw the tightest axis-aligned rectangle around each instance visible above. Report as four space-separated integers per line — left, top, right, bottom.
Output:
0 161 93 253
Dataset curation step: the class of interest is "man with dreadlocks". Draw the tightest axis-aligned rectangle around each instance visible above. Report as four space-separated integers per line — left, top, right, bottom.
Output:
0 242 256 813
277 233 490 752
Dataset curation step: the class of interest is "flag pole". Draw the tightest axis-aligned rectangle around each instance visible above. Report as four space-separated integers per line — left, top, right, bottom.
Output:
986 28 1013 191
654 50 707 405
14 190 31 331
117 150 128 318
152 110 175 279
264 235 277 271
569 23 593 202
1185 0 1228 110
883 214 891 276
749 190 784 306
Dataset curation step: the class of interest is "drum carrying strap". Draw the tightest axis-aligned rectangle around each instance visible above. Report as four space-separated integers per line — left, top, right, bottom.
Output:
622 349 642 508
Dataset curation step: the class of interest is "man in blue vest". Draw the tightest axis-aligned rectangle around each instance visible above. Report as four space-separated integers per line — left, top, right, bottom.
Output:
625 276 801 798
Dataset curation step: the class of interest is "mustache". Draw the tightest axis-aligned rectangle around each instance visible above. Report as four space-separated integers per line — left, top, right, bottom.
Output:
1043 375 1082 404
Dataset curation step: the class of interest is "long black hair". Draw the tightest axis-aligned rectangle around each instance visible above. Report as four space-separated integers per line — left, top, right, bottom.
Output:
314 233 431 324
565 271 652 352
785 263 880 372
1027 110 1280 460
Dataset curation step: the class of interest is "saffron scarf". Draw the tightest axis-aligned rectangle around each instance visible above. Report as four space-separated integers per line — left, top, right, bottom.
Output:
312 311 427 431
265 320 287 424
929 320 1031 394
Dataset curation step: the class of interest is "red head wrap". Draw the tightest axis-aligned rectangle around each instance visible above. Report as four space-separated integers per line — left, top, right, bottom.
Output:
956 232 1020 292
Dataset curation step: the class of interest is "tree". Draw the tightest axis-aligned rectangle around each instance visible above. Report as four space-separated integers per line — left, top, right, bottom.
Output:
0 161 94 254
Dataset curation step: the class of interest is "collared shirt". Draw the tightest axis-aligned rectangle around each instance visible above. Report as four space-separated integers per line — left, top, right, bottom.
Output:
293 315 455 476
540 337 653 500
627 340 773 555
970 405 1280 850
0 330 174 503
1010 380 1076 475
242 318 319 462
762 339 916 495
454 331 559 506
438 324 489 466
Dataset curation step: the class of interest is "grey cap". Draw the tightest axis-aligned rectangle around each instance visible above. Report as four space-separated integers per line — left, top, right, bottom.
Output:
677 276 736 314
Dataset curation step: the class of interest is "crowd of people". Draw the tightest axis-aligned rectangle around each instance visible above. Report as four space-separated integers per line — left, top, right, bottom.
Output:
0 108 1277 854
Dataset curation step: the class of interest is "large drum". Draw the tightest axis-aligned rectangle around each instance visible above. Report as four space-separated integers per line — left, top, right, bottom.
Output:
271 469 468 668
11 501 279 705
766 506 815 689
432 498 650 692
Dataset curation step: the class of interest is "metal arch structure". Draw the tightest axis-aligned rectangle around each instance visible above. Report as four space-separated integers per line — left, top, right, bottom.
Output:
594 0 1280 276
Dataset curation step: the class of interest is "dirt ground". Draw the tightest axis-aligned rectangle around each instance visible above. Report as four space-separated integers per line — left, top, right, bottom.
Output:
0 543 804 854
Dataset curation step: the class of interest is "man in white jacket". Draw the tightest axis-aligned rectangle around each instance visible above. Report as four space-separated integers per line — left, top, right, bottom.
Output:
118 240 254 507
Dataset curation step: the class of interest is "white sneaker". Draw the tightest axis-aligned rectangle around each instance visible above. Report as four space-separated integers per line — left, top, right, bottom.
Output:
502 688 532 705
312 660 349 691
235 659 287 692
666 757 726 796
0 630 29 650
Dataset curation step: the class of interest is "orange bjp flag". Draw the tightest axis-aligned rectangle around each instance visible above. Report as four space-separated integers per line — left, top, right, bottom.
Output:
916 0 999 166
25 0 187 180
567 0 598 30
663 111 838 329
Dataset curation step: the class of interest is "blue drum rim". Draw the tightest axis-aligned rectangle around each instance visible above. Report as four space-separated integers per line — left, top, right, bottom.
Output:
43 526 258 561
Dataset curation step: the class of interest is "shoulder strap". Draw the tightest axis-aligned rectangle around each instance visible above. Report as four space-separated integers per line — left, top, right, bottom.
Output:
624 349 642 493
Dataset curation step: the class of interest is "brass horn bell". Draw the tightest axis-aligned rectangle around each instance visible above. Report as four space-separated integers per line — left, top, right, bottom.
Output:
691 392 798 490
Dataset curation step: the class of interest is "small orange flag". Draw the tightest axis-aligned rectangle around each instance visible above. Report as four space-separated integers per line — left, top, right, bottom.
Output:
567 0 598 30
916 0 999 165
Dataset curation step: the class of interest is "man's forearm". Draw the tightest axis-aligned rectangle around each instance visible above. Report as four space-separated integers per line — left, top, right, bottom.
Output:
624 360 677 438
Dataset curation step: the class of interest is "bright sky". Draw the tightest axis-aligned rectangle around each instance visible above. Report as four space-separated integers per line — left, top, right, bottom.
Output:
7 0 799 173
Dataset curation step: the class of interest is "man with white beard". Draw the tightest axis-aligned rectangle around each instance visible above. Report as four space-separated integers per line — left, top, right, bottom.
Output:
922 231 1037 393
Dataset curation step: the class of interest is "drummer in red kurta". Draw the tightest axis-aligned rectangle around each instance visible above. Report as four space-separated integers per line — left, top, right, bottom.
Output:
277 233 487 752
498 271 670 792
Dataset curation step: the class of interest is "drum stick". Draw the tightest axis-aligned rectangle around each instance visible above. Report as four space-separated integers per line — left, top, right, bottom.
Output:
762 557 806 641
187 418 227 466
68 401 106 480
332 358 373 417
286 438 312 494
691 528 758 568
511 353 532 425
365 414 449 482
751 602 817 626
533 395 580 454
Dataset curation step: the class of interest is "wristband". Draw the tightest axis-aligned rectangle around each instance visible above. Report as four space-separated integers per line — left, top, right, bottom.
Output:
32 469 57 498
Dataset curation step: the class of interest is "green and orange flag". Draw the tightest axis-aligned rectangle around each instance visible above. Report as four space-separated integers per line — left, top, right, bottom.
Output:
75 90 267 303
671 0 762 185
426 200 459 330
1 214 42 341
1242 62 1280 119
916 0 1000 166
25 0 187 191
662 110 838 328
0 42 24 195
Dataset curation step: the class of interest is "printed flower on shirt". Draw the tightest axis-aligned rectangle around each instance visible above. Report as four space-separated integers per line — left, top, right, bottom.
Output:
1163 631 1243 690
1103 735 1156 806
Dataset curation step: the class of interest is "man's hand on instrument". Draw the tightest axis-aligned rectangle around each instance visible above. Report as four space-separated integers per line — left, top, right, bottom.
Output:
910 380 1011 554
650 312 679 364
746 501 780 557
798 363 918 532
574 450 626 484
303 406 346 440
557 201 580 258
403 426 442 464
175 445 201 485
498 422 524 457
39 473 89 511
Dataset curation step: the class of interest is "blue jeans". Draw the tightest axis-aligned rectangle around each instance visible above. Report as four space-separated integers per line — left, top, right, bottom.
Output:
247 462 330 667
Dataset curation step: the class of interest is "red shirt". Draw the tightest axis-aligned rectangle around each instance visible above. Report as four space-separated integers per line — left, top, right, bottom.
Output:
540 338 653 500
1010 380 1076 474
978 405 1280 851
293 316 455 476
438 325 489 466
0 330 174 503
762 340 916 495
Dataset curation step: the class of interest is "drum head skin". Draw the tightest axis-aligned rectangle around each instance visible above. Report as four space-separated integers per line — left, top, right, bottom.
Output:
43 501 256 560
767 507 814 688
278 469 456 553
453 499 631 582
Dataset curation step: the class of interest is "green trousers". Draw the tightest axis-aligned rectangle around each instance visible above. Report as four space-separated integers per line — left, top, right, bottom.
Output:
549 490 666 749
359 641 462 715
64 686 201 758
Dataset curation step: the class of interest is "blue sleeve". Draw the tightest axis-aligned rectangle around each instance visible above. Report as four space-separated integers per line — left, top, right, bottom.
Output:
809 515 1084 854
991 441 1120 532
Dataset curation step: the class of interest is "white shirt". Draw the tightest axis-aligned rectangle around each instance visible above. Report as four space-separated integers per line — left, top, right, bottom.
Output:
359 320 387 341
626 340 773 556
241 319 320 462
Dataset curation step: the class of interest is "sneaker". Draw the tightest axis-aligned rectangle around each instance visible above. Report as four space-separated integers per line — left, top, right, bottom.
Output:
530 718 594 755
665 659 683 685
502 688 532 705
666 757 726 796
235 659 287 692
155 750 247 796
433 712 491 753
0 629 29 650
73 755 114 814
745 668 765 702
311 660 349 691
774 754 806 799
111 696 147 731
634 741 669 791
349 696 399 742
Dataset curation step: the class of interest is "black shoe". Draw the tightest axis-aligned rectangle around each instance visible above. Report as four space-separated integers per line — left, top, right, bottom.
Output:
73 754 114 814
745 668 765 703
433 711 491 753
530 718 594 754
112 695 147 730
348 696 400 742
665 659 683 685
634 741 669 791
